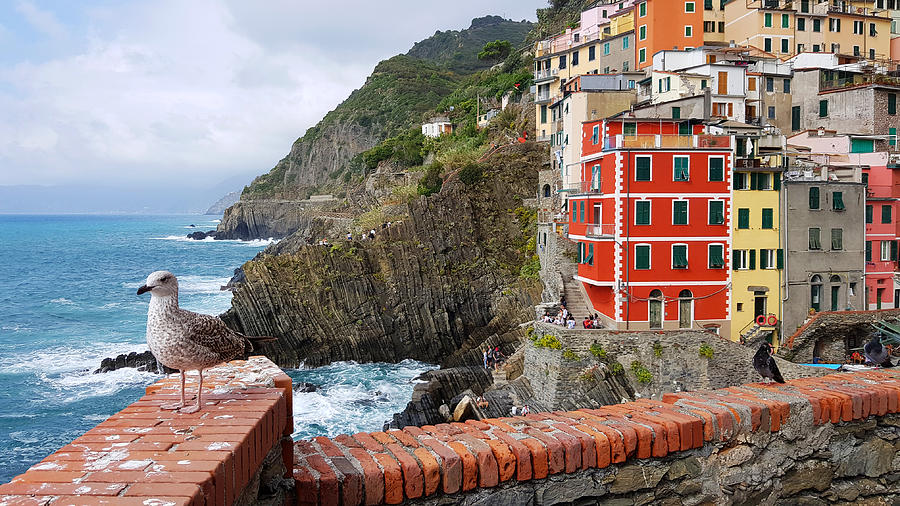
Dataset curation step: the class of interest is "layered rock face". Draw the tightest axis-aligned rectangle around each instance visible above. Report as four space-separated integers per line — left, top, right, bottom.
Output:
216 200 352 241
222 144 545 368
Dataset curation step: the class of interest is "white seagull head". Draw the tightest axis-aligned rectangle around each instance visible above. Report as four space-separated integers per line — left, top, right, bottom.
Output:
137 270 178 298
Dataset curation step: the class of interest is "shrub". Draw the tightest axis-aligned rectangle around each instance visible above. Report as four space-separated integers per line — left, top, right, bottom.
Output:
589 342 606 359
417 163 443 196
562 349 580 361
699 343 715 359
631 361 652 384
653 342 664 358
609 362 624 375
458 163 483 185
519 255 540 279
533 334 562 350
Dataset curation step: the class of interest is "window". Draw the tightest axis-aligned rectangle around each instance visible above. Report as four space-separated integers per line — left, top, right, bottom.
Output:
798 17 806 31
639 25 647 40
781 38 789 54
635 201 651 225
882 240 892 261
870 48 876 60
890 93 897 115
748 78 756 91
701 79 707 89
766 77 774 92
560 55 567 69
708 157 724 182
672 244 688 269
708 244 725 268
764 13 772 27
809 228 821 250
624 123 637 136
709 200 725 225
813 44 820 52
866 240 872 262
603 42 610 55
578 242 584 263
833 191 845 211
639 2 646 17
853 20 863 34
572 51 579 66
809 186 820 209
761 249 778 269
591 125 600 145
737 208 750 229
866 204 874 223
685 2 695 12
639 48 646 63
635 156 651 181
784 79 791 93
674 156 689 180
673 200 689 224
813 19 821 32
883 204 893 224
734 172 748 190
635 244 650 269
892 128 897 147
752 172 771 190
829 18 841 32
718 21 725 32
768 106 776 119
782 14 789 28
580 201 584 222
734 249 748 270
871 21 878 36
832 228 843 250
854 46 860 56
704 20 715 32
762 208 774 229
587 243 594 266
764 38 772 52
623 36 630 49
672 107 681 119
685 25 693 37
589 46 596 61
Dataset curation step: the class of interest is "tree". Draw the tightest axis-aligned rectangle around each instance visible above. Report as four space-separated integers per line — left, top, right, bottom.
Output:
477 40 512 62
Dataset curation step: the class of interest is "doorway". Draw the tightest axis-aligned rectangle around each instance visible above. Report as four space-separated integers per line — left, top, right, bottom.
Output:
754 291 767 319
649 289 663 329
678 289 692 329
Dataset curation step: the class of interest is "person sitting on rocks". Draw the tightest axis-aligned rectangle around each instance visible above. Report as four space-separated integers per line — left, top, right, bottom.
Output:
369 229 376 239
476 396 489 409
346 232 352 241
561 307 569 319
583 316 593 329
566 316 576 329
521 405 530 416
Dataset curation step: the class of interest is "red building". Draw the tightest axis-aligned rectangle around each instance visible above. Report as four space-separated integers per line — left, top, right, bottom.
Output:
568 118 733 333
863 160 900 309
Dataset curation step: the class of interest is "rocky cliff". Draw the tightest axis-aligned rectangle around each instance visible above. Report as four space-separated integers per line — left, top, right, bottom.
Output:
221 143 544 368
216 200 352 241
204 191 240 215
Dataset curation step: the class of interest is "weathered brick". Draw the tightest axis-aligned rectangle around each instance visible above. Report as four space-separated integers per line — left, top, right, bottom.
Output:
372 453 404 505
446 441 478 491
347 448 384 506
484 439 516 482
305 454 340 506
383 443 423 499
522 428 565 474
419 437 462 494
412 447 440 496
330 456 364 506
490 430 533 481
455 434 499 487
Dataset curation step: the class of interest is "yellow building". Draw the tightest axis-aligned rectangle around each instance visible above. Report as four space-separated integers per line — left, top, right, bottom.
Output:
824 3 891 59
727 132 785 344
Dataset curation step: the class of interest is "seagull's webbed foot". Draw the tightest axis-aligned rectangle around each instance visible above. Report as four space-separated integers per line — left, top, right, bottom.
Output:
160 402 185 411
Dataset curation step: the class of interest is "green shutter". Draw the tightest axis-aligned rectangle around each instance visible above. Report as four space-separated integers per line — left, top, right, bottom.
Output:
624 123 637 135
636 157 651 181
636 201 650 225
580 201 585 222
890 93 897 115
737 208 750 229
673 245 688 268
672 107 681 119
709 158 724 181
679 121 691 135
760 249 768 269
831 228 843 250
809 228 821 250
892 240 898 261
891 128 897 147
866 205 874 223
773 174 781 191
883 204 892 224
673 201 688 225
866 241 872 262
777 248 784 269
750 172 759 190
674 157 689 181
733 249 741 270
588 244 594 265
749 249 756 270
809 187 820 209
832 192 844 210
819 99 828 117
636 245 650 269
762 208 773 229
709 245 724 268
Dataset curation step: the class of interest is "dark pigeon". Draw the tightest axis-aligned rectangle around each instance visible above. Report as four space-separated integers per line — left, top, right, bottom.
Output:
753 343 785 383
863 335 895 368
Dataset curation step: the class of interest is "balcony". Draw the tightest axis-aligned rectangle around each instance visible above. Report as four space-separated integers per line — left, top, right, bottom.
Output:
603 134 731 150
534 67 558 82
579 180 602 194
735 158 762 169
820 72 900 92
827 3 887 17
585 224 616 238
535 90 552 104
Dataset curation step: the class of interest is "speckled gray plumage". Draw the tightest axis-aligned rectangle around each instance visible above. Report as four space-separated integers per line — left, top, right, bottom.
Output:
143 272 257 371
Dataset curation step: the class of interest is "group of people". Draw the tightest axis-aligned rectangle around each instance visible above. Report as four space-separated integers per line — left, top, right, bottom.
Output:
345 222 399 242
539 296 603 329
482 346 505 370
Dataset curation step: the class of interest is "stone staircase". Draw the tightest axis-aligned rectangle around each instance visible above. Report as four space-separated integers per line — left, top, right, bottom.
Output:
562 274 593 319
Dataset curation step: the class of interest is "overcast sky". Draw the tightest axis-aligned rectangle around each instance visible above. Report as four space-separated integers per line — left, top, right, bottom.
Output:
0 0 540 190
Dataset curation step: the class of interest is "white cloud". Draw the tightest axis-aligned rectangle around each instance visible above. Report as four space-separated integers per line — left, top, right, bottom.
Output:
0 0 538 189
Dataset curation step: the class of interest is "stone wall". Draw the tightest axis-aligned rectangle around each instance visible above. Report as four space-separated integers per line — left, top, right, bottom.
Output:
291 369 900 505
783 308 900 363
0 357 294 506
526 323 827 408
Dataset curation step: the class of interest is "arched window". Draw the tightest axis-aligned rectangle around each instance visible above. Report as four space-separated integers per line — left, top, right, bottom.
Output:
829 275 842 311
678 290 693 329
649 289 663 329
543 184 551 198
810 275 823 312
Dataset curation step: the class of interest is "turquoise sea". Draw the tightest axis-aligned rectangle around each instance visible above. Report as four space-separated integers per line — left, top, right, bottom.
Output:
0 215 432 482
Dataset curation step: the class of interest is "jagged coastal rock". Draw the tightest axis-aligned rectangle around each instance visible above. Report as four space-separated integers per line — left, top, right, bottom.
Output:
216 200 351 241
93 350 175 374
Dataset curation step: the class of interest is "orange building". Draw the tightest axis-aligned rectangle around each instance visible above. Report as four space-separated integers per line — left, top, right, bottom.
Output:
635 0 718 69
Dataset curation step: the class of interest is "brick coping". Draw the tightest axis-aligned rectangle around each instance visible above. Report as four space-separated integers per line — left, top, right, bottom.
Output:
293 368 900 505
784 308 900 349
0 356 293 506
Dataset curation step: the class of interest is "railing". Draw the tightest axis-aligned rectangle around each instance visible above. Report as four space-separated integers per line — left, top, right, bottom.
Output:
585 224 616 237
580 180 602 193
735 158 762 168
534 67 558 81
603 134 731 150
827 3 887 17
535 90 552 103
820 72 900 92
536 134 552 143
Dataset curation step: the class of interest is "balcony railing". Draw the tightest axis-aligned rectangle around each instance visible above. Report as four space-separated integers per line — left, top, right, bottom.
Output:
735 158 762 169
820 72 900 92
585 224 616 238
534 68 558 81
535 90 552 103
580 180 602 193
603 134 731 150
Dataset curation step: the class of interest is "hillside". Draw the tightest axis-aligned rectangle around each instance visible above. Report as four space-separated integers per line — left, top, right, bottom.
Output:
240 16 534 201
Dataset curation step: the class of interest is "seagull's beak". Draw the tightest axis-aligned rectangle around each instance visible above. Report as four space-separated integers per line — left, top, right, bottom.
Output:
137 285 151 295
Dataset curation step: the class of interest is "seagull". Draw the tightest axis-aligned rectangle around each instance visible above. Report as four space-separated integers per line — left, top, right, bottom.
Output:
753 343 785 384
863 334 894 368
137 270 275 413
